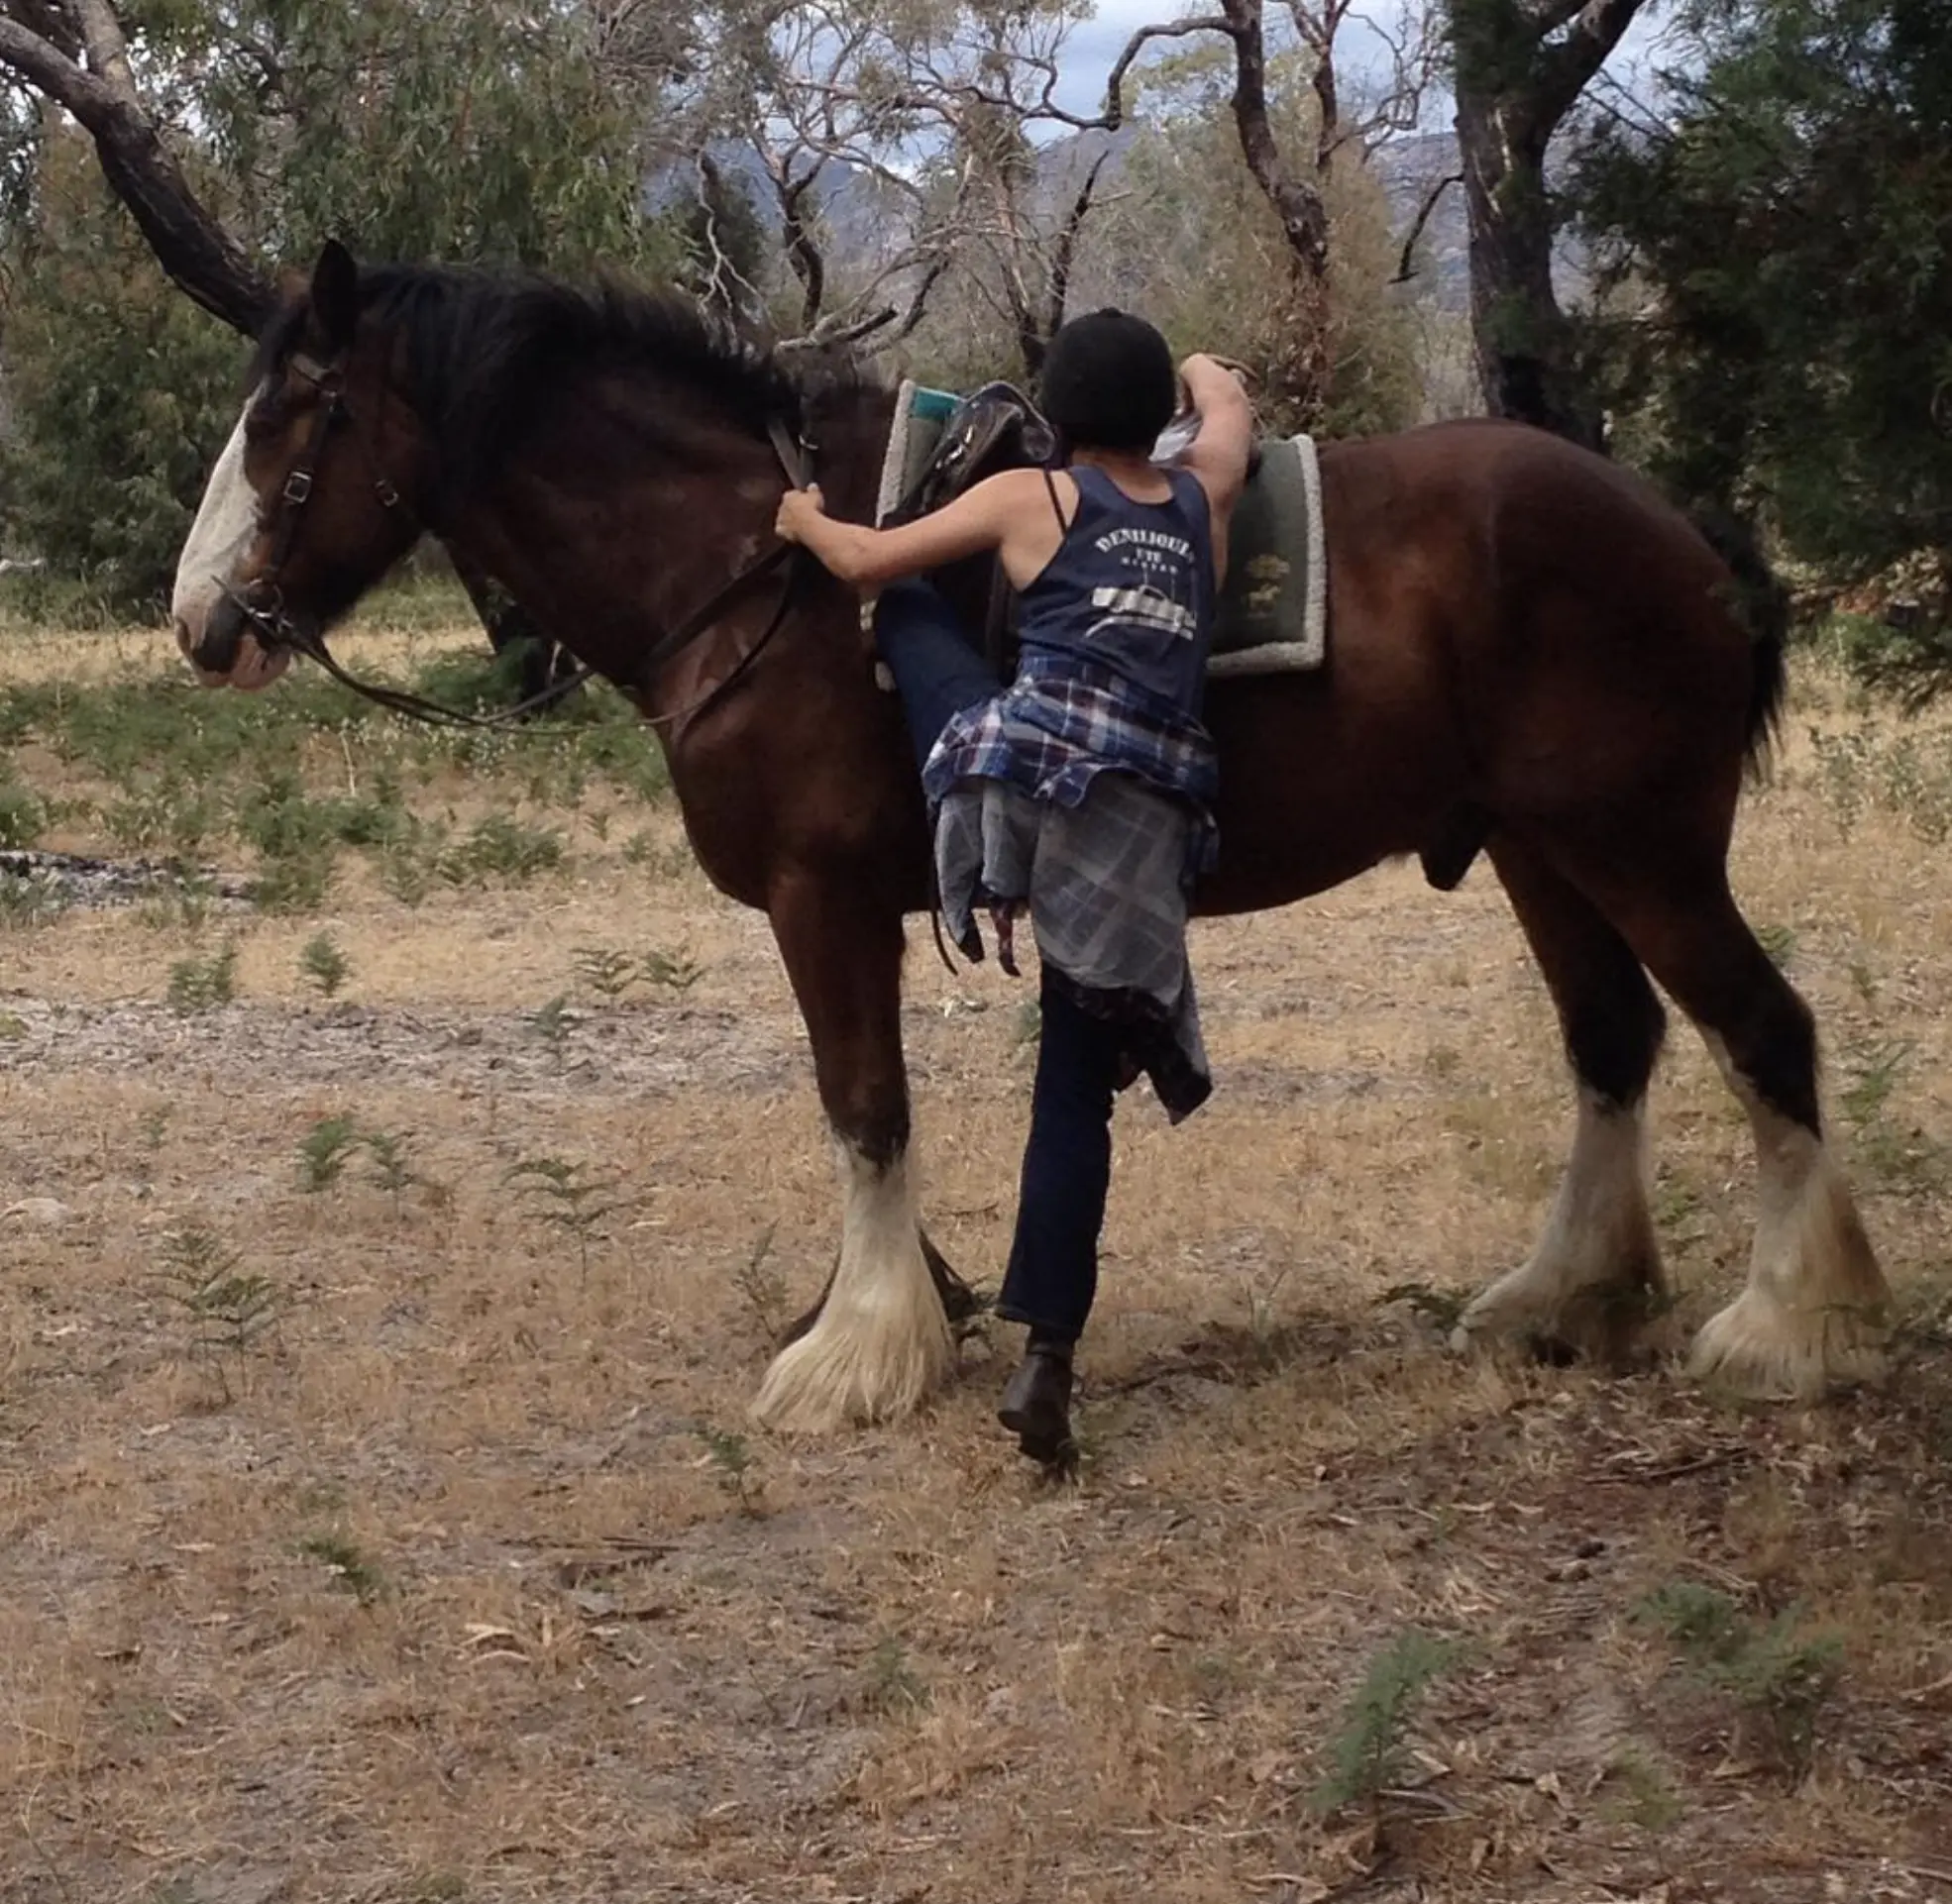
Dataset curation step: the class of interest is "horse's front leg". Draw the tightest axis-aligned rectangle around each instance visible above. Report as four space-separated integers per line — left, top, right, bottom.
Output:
749 866 957 1431
778 1230 982 1349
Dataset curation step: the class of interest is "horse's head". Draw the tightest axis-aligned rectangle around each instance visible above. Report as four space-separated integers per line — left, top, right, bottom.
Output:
173 240 430 688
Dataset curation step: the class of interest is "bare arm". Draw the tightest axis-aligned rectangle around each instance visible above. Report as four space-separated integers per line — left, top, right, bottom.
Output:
777 469 1048 589
1177 354 1255 583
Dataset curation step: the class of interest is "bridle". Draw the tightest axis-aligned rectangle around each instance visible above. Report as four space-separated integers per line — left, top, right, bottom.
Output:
221 347 815 732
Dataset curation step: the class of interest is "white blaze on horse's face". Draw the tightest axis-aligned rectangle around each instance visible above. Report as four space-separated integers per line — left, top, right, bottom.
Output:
170 392 292 693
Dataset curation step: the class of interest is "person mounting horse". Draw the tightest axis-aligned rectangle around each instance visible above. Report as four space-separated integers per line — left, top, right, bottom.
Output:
774 310 1254 1464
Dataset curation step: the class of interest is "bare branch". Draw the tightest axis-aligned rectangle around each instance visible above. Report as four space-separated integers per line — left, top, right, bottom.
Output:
0 11 98 106
688 148 764 321
1533 0 1649 131
1040 146 1111 354
1099 16 1233 129
1219 0 1328 282
1393 170 1463 282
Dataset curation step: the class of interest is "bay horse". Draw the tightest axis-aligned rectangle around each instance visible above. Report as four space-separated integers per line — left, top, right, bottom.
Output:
170 242 1890 1432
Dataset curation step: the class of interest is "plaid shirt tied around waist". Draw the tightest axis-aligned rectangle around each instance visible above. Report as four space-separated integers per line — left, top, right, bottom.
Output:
921 654 1219 861
920 654 1221 1122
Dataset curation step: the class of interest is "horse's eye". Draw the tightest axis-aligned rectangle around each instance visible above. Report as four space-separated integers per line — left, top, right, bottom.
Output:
244 391 289 442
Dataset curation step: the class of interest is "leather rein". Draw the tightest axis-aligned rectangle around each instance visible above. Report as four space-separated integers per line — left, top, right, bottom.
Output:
221 349 814 733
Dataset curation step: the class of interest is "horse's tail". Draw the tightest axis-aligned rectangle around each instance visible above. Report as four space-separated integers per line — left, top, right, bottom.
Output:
1690 505 1789 778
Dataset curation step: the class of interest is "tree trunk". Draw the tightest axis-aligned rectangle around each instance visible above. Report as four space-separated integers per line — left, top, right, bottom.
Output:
1220 0 1334 421
449 552 580 708
1454 95 1600 448
1449 0 1649 450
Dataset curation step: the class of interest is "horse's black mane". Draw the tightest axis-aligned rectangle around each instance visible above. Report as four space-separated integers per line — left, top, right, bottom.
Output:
255 263 865 490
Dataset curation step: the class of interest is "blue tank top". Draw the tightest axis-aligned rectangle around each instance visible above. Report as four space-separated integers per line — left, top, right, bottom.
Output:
1015 465 1216 719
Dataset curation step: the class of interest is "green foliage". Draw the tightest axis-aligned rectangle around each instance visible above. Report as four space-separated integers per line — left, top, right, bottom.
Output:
0 140 242 617
439 813 564 886
525 994 576 1068
639 946 704 994
1574 0 1952 688
1836 1034 1946 1195
695 1423 764 1512
299 932 351 998
1 2 682 610
504 1155 627 1278
361 1128 419 1214
0 866 68 928
573 946 639 1001
1311 1628 1460 1817
155 1226 281 1401
862 1634 928 1714
1634 1581 1843 1775
193 0 671 278
166 942 239 1013
295 1531 386 1605
1596 1743 1685 1831
296 1113 364 1193
0 777 48 850
730 1223 789 1340
569 942 706 1005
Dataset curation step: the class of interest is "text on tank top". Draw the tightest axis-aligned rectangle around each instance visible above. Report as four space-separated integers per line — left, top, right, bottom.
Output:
1014 465 1216 720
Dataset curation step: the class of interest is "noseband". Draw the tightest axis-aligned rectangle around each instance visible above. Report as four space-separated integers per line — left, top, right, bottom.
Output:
222 348 814 732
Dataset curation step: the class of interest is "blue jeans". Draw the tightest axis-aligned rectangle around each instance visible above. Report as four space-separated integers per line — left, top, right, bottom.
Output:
874 580 1001 774
876 582 1122 1349
996 973 1125 1346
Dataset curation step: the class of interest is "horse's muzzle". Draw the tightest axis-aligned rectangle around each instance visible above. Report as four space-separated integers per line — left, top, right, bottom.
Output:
175 592 292 690
180 587 248 677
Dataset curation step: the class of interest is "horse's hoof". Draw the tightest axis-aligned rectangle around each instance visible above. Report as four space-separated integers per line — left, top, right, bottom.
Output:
1452 1271 1657 1371
751 1280 957 1434
1688 1288 1889 1401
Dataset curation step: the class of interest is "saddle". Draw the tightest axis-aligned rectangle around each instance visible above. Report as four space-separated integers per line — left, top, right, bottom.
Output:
883 381 1055 527
879 381 1054 676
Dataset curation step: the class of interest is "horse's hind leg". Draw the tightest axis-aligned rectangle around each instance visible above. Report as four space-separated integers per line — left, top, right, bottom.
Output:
749 872 955 1431
1455 840 1669 1363
1582 865 1889 1397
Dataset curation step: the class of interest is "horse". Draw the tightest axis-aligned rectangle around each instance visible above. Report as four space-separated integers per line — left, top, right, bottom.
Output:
170 241 1891 1433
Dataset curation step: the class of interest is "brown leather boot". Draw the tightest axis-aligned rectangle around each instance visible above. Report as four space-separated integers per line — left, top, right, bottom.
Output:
997 1345 1075 1466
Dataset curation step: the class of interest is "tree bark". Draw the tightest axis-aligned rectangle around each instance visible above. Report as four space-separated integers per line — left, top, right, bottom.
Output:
1450 0 1647 449
1218 0 1333 418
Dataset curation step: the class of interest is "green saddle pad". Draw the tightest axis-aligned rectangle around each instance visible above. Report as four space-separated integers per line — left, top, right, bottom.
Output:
1209 434 1327 674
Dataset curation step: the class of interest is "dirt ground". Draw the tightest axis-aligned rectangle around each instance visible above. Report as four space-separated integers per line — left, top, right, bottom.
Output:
3 627 1951 1904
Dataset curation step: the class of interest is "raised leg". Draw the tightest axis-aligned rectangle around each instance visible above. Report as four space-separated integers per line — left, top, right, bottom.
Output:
1587 868 1888 1397
749 872 956 1431
1455 841 1670 1363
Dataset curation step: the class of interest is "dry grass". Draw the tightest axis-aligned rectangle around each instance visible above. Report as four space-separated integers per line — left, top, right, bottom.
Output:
2 631 1951 1903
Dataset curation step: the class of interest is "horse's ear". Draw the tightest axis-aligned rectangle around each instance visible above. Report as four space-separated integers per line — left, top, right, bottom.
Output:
309 239 360 352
